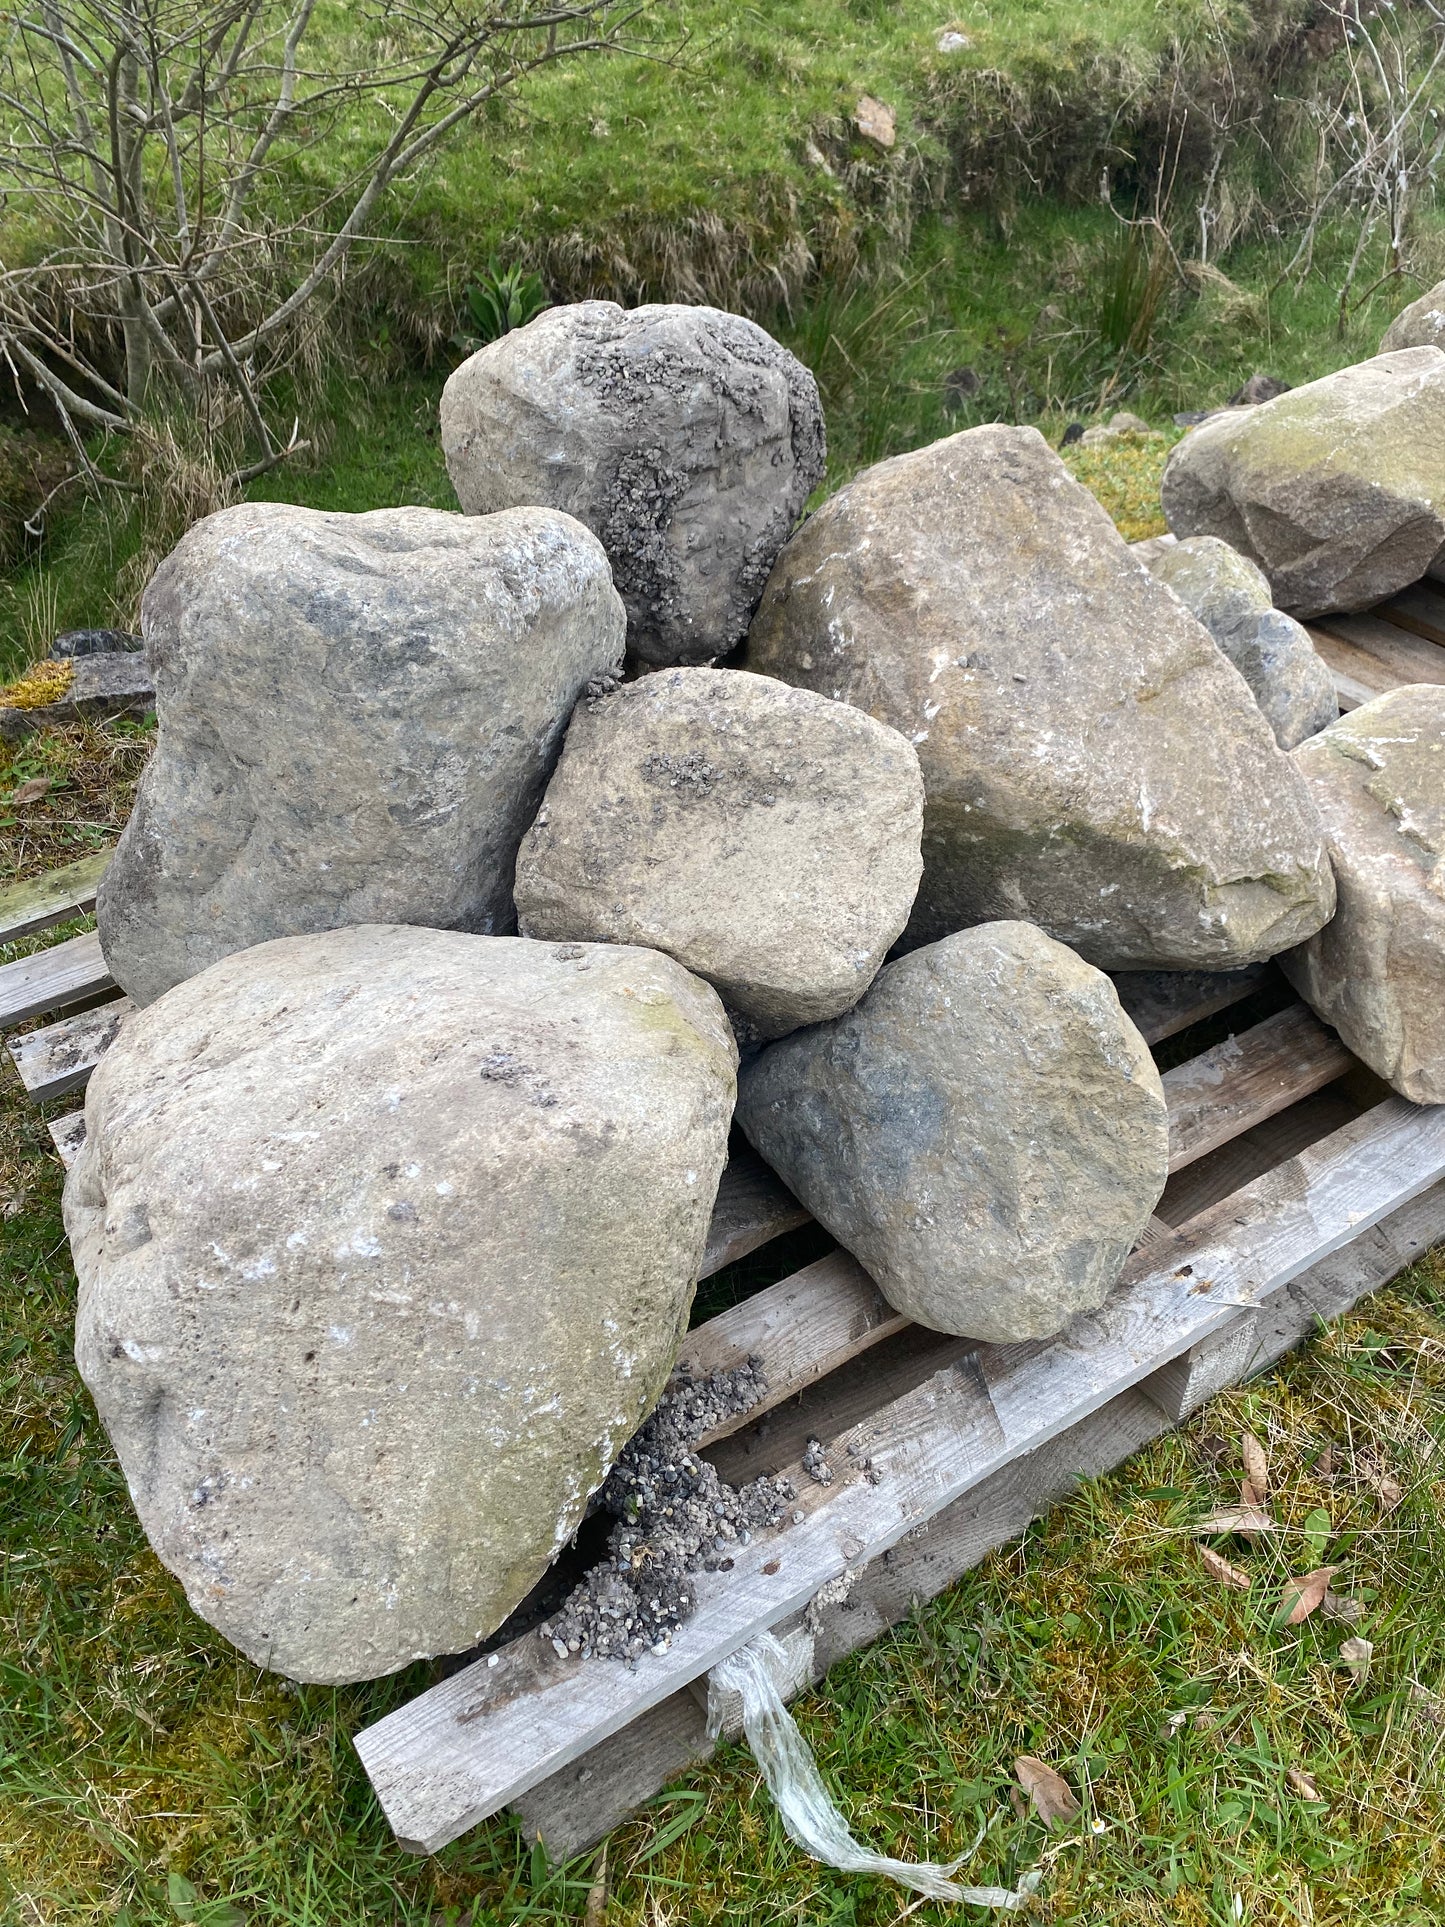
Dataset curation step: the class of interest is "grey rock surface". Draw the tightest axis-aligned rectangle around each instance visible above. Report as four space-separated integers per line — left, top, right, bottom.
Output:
1160 347 1445 616
0 651 154 744
736 921 1170 1342
514 667 924 1038
747 424 1335 969
1143 535 1339 748
66 924 737 1683
440 302 825 666
1280 686 1445 1103
97 501 624 1007
1380 280 1445 355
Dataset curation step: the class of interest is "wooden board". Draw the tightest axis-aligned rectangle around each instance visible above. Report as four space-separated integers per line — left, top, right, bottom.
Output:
353 1096 1445 1851
1161 1002 1353 1172
0 930 113 1031
47 1111 87 1166
0 850 111 946
699 1143 809 1280
515 1172 1445 1859
8 995 131 1102
1111 964 1269 1045
1372 583 1445 650
1308 611 1445 690
1305 626 1398 709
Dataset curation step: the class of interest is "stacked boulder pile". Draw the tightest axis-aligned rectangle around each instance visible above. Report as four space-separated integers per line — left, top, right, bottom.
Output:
66 298 1443 1687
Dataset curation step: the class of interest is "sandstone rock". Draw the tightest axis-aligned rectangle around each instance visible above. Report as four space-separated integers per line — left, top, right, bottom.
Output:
1160 348 1445 616
853 95 897 149
1280 687 1445 1103
736 921 1169 1342
97 502 624 1007
514 667 924 1039
67 924 737 1683
440 302 825 667
1380 281 1445 355
747 424 1335 969
1079 409 1159 447
0 651 154 744
1143 535 1338 748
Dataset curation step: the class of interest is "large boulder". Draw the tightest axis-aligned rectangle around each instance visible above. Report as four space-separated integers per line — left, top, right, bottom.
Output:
440 302 825 666
513 667 924 1039
1142 535 1338 748
735 921 1169 1342
1160 348 1445 616
747 425 1335 970
1280 687 1445 1103
67 925 737 1683
98 502 624 1007
1380 281 1445 355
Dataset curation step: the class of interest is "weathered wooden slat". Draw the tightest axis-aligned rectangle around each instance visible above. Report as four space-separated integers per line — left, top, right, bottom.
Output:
699 1144 809 1281
1161 1003 1353 1173
515 1172 1445 1860
47 1111 87 1166
1309 610 1445 688
1111 963 1269 1045
0 930 112 1031
1373 583 1445 650
8 995 131 1102
1305 625 1396 709
0 850 111 946
354 1096 1445 1851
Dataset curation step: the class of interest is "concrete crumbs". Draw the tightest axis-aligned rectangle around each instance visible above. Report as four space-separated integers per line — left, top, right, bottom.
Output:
641 749 719 796
538 1358 793 1663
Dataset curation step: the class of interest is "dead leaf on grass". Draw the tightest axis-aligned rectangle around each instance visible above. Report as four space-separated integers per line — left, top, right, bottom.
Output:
1340 1636 1374 1683
1196 1504 1275 1538
1322 1590 1365 1625
1241 1432 1268 1504
8 776 50 806
1286 1766 1324 1801
1276 1565 1340 1626
1373 1472 1403 1512
1200 1546 1251 1590
1014 1756 1081 1828
1313 1445 1335 1485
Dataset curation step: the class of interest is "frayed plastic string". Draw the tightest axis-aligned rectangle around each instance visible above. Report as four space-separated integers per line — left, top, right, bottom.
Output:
710 1631 1042 1911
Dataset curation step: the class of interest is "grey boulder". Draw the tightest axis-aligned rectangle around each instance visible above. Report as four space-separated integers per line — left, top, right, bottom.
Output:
98 502 624 1007
747 424 1335 970
440 301 825 666
1142 535 1338 748
1281 686 1445 1103
1380 281 1445 355
514 667 924 1039
736 921 1169 1342
1160 348 1445 615
67 924 737 1683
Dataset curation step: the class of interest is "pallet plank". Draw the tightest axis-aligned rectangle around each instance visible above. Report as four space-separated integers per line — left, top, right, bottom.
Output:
0 930 113 1031
1111 964 1269 1045
9 995 132 1102
1305 626 1395 709
47 1112 87 1166
516 1174 1445 1859
1161 1003 1353 1172
0 850 111 945
699 1144 809 1281
1308 611 1445 688
354 1096 1445 1850
1372 583 1445 650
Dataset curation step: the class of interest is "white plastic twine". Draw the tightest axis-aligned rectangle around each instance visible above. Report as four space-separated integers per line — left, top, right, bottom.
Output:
708 1631 1043 1911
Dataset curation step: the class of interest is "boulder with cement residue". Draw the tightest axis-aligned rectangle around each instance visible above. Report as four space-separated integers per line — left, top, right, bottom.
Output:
514 667 924 1039
1380 281 1445 355
1143 535 1338 748
1280 686 1445 1103
66 925 737 1683
97 502 624 1007
440 302 825 666
736 921 1169 1342
1160 348 1445 616
747 423 1335 969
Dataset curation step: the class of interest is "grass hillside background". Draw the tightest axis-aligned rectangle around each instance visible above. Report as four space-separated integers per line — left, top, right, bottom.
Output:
3 0 1445 1920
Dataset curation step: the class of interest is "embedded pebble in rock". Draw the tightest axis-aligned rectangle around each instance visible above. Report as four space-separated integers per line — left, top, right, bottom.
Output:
737 921 1170 1343
748 424 1335 969
66 925 737 1683
514 667 924 1038
1161 348 1445 616
440 302 825 665
1142 535 1338 749
1280 686 1445 1103
98 502 624 1006
538 1361 794 1662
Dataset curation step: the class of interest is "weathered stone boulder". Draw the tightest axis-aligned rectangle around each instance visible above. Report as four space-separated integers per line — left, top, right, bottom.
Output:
747 424 1336 969
98 502 624 1007
1380 281 1445 355
736 921 1169 1342
514 668 924 1039
440 302 825 666
1143 535 1338 748
67 925 737 1683
1280 687 1445 1103
1160 348 1445 616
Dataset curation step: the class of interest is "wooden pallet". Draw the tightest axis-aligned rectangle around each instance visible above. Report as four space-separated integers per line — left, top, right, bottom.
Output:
6 590 1444 1868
